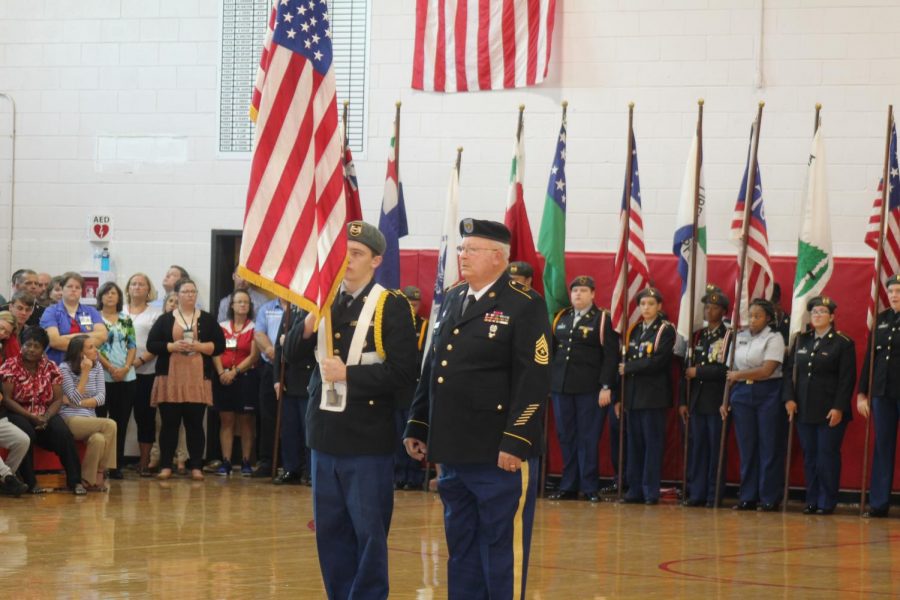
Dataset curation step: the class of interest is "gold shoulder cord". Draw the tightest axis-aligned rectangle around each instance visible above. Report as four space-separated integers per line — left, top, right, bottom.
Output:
374 290 390 360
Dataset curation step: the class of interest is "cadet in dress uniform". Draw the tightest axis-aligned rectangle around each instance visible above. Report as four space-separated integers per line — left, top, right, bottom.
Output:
771 283 791 346
783 296 855 515
724 298 786 511
547 276 619 502
617 287 675 505
506 261 534 289
393 285 428 490
680 288 731 508
303 221 419 600
858 274 900 518
404 219 550 600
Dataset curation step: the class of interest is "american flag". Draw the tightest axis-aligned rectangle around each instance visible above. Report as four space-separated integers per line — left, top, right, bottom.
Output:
250 0 277 122
865 120 900 328
411 0 557 92
730 122 773 326
611 131 651 335
239 0 347 316
341 124 363 223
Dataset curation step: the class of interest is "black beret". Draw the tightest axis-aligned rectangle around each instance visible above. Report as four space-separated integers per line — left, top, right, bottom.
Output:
459 218 511 244
507 262 534 278
569 275 595 290
806 295 837 313
401 285 421 301
701 285 730 310
887 274 900 288
347 221 386 256
635 287 663 303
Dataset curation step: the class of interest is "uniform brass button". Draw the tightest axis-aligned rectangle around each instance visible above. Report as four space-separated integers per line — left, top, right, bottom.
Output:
453 328 459 335
565 357 569 361
335 332 341 339
496 404 502 410
333 349 340 355
441 360 448 367
368 400 374 406
437 376 444 383
447 344 453 351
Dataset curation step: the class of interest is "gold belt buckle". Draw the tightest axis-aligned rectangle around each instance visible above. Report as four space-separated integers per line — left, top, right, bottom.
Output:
745 379 753 385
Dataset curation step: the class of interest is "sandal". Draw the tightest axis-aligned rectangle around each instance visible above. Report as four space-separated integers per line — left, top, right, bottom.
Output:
84 483 109 493
73 483 88 496
157 469 173 480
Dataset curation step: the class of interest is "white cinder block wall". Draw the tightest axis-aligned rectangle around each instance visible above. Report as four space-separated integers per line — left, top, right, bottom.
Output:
1 0 899 296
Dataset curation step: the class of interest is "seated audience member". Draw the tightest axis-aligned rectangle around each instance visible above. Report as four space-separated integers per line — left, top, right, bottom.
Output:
147 278 225 481
1 291 37 337
0 312 20 361
96 282 137 479
212 289 260 476
6 270 43 326
0 327 85 495
216 269 269 323
36 273 52 307
124 273 162 477
58 335 118 492
41 272 107 365
45 276 65 306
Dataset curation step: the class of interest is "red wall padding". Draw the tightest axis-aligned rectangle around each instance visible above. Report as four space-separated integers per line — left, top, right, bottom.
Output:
401 249 889 491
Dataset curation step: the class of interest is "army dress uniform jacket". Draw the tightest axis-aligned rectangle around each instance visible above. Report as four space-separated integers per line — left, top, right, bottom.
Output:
783 327 856 424
405 274 552 463
620 316 675 411
859 308 900 399
395 310 428 410
550 305 619 395
679 324 731 415
307 279 419 456
277 307 317 398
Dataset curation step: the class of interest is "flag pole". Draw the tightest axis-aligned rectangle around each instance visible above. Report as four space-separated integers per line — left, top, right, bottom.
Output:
540 102 566 500
714 101 765 508
782 102 822 512
394 101 402 182
271 305 292 479
860 104 894 516
682 98 704 498
517 104 525 142
342 99 350 151
617 102 635 501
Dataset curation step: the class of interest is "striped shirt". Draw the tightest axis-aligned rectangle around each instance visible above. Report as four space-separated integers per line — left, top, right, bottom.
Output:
58 361 106 418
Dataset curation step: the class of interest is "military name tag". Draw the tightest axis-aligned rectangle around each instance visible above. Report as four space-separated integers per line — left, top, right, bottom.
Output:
484 311 510 325
798 347 809 354
878 322 889 329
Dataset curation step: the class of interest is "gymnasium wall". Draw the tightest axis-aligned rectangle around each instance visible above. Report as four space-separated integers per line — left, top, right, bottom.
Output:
2 1 900 296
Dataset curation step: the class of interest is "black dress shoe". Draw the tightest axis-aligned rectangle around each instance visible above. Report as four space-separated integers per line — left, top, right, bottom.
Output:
816 508 834 515
644 499 658 506
585 492 601 503
802 505 817 515
682 499 705 507
394 481 406 490
600 482 619 495
864 507 889 518
107 469 124 480
251 464 273 478
273 471 304 486
619 496 644 504
547 490 578 501
732 501 757 511
705 500 719 509
0 475 27 497
757 503 779 512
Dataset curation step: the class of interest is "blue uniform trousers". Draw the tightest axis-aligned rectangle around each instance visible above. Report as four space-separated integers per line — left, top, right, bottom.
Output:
686 412 724 504
439 461 538 600
311 450 394 600
601 399 624 478
280 393 309 475
394 408 424 487
730 379 785 505
869 396 900 511
796 420 846 511
624 408 667 502
552 392 602 493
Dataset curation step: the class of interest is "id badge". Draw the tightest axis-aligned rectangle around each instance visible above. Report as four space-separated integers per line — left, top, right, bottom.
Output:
225 337 238 349
79 314 93 331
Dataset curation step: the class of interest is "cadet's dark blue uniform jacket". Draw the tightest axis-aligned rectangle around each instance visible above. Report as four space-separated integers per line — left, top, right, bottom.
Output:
405 273 551 463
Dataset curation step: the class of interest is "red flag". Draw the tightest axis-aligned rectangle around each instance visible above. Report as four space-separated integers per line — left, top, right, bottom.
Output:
239 0 346 317
504 118 544 295
342 131 363 223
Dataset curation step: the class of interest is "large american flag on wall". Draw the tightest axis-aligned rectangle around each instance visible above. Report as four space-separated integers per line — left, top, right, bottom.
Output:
611 132 651 335
412 0 558 92
865 120 900 328
730 122 774 326
239 0 347 316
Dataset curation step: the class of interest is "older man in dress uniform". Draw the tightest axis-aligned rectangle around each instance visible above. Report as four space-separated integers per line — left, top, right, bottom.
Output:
405 218 551 600
303 221 419 600
547 275 619 502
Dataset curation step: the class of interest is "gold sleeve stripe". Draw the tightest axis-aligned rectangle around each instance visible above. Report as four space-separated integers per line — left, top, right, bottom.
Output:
407 419 429 428
503 431 532 446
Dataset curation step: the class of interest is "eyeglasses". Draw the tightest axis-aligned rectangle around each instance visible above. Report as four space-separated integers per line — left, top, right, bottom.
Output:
456 245 498 256
179 290 198 295
810 308 831 315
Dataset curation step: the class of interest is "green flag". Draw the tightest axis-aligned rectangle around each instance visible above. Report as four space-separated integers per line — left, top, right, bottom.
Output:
538 115 568 317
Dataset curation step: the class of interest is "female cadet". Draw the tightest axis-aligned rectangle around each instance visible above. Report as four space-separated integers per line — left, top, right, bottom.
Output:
858 274 900 518
723 298 786 511
680 288 731 508
783 296 855 515
617 287 674 505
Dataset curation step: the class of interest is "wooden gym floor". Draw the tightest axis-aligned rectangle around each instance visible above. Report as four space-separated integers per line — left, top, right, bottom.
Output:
2 474 897 599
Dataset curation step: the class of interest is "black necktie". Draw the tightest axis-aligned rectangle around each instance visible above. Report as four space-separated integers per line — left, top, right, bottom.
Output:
461 294 475 316
334 291 353 318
